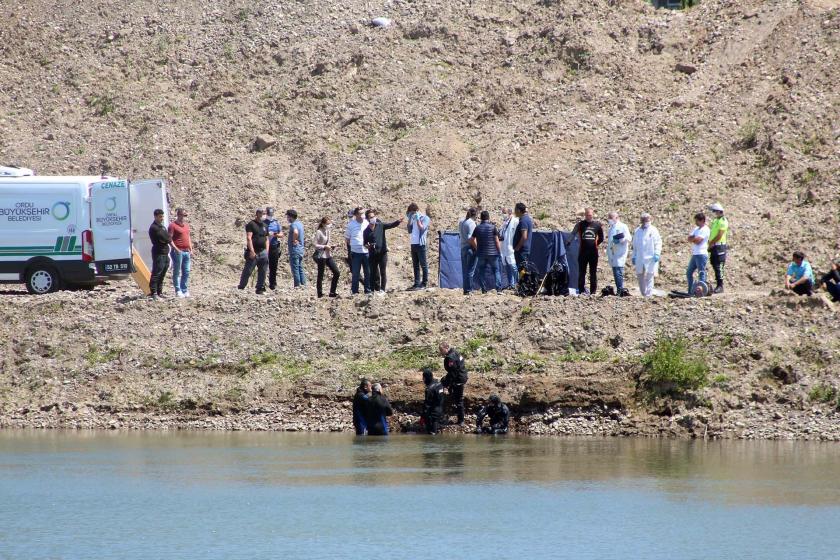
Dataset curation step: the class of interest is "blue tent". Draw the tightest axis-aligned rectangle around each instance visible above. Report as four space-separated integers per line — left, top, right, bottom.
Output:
438 231 579 291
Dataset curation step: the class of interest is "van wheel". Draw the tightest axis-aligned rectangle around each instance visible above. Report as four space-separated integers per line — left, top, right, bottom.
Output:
25 265 61 294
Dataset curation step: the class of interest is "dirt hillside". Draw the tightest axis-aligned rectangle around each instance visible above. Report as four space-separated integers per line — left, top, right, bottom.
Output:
0 0 838 438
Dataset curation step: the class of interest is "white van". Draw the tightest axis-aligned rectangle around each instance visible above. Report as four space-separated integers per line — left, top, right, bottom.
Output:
0 167 168 294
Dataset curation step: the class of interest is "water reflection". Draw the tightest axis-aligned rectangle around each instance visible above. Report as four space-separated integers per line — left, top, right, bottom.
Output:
1 431 840 507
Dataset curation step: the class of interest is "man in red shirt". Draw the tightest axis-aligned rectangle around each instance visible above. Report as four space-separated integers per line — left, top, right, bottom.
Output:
168 207 193 297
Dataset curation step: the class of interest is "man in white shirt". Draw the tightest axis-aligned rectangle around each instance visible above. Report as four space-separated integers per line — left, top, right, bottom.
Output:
499 208 519 288
686 212 710 294
345 207 371 295
605 211 631 296
631 213 662 297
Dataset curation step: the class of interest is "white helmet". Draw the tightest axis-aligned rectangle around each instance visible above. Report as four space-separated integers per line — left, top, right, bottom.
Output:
709 202 724 213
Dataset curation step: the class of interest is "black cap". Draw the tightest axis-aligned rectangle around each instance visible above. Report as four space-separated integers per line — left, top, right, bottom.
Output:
490 394 501 405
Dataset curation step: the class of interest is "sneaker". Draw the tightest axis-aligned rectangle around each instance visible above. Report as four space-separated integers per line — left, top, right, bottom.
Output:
183 291 190 298
406 285 420 291
156 293 167 299
149 293 158 300
713 285 724 294
328 293 339 298
176 291 185 298
256 289 266 295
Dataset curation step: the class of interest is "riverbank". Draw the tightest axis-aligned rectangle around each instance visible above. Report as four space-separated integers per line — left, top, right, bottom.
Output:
1 285 837 440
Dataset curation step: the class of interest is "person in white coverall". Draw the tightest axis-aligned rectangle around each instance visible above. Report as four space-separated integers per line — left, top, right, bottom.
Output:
499 208 519 288
631 213 662 297
605 211 630 295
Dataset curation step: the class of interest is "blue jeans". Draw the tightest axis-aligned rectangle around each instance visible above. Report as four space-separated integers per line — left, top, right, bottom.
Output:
350 252 371 294
170 249 191 294
504 260 518 287
612 266 624 292
411 244 428 287
290 253 306 286
460 245 477 293
476 255 502 293
687 254 708 293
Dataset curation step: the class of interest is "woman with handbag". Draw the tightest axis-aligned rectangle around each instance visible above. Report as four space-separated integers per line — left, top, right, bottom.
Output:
314 217 340 298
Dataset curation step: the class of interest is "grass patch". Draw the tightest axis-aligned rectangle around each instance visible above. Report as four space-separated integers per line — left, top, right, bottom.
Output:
640 335 709 395
735 120 759 150
507 352 547 374
83 344 120 366
348 346 438 377
808 384 837 404
249 351 281 367
555 347 610 363
87 95 115 117
272 356 314 380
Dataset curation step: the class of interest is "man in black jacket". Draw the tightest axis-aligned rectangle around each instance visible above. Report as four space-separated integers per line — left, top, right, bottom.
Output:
148 209 172 299
352 378 371 435
439 341 469 426
364 383 394 436
364 209 402 293
476 395 510 435
422 368 445 434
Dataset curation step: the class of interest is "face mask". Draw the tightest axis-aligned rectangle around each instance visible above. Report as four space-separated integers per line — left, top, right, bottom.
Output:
326 224 333 230
369 217 377 224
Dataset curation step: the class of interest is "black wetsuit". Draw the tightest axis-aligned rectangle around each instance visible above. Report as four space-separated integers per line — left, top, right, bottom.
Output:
441 349 469 425
423 380 445 434
352 388 370 435
476 403 510 434
364 393 394 436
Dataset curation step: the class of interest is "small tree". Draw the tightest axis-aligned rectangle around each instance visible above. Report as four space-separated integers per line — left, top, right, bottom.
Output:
641 335 709 395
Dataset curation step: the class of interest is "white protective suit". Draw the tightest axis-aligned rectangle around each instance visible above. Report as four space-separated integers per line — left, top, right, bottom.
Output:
632 224 662 297
606 220 631 268
500 215 519 266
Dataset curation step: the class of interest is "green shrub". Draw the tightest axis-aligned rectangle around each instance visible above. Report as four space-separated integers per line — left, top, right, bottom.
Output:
808 384 837 404
641 335 709 394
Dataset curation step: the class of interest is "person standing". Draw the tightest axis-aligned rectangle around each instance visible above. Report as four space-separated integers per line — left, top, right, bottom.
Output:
314 217 340 298
708 202 729 294
512 202 533 274
572 207 604 295
286 209 307 288
785 251 815 296
364 383 394 436
352 378 372 435
459 208 478 294
238 209 270 294
345 207 371 295
470 210 503 293
605 211 630 296
499 207 519 289
686 212 710 294
421 368 445 435
631 213 662 298
406 202 431 290
168 207 193 298
364 209 402 293
148 208 172 299
439 342 469 426
264 207 283 291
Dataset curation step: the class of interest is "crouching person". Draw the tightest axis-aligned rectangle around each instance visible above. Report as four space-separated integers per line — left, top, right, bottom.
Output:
476 395 509 435
785 251 815 296
364 383 393 436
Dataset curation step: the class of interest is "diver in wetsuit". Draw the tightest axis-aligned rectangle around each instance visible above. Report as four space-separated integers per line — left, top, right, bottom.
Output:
422 368 445 435
439 342 469 426
365 383 394 436
352 378 371 435
476 395 510 435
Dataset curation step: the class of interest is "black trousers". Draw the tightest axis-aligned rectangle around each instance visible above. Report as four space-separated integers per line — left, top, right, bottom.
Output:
370 252 388 291
710 245 727 287
316 257 340 297
792 281 813 296
578 250 598 294
149 252 169 295
447 383 466 424
268 245 281 289
423 414 441 434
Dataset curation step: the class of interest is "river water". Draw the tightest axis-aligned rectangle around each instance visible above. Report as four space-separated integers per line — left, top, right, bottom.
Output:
1 431 839 559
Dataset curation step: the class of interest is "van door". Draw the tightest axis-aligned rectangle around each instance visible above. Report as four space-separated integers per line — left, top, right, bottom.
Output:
90 179 132 275
129 179 168 271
